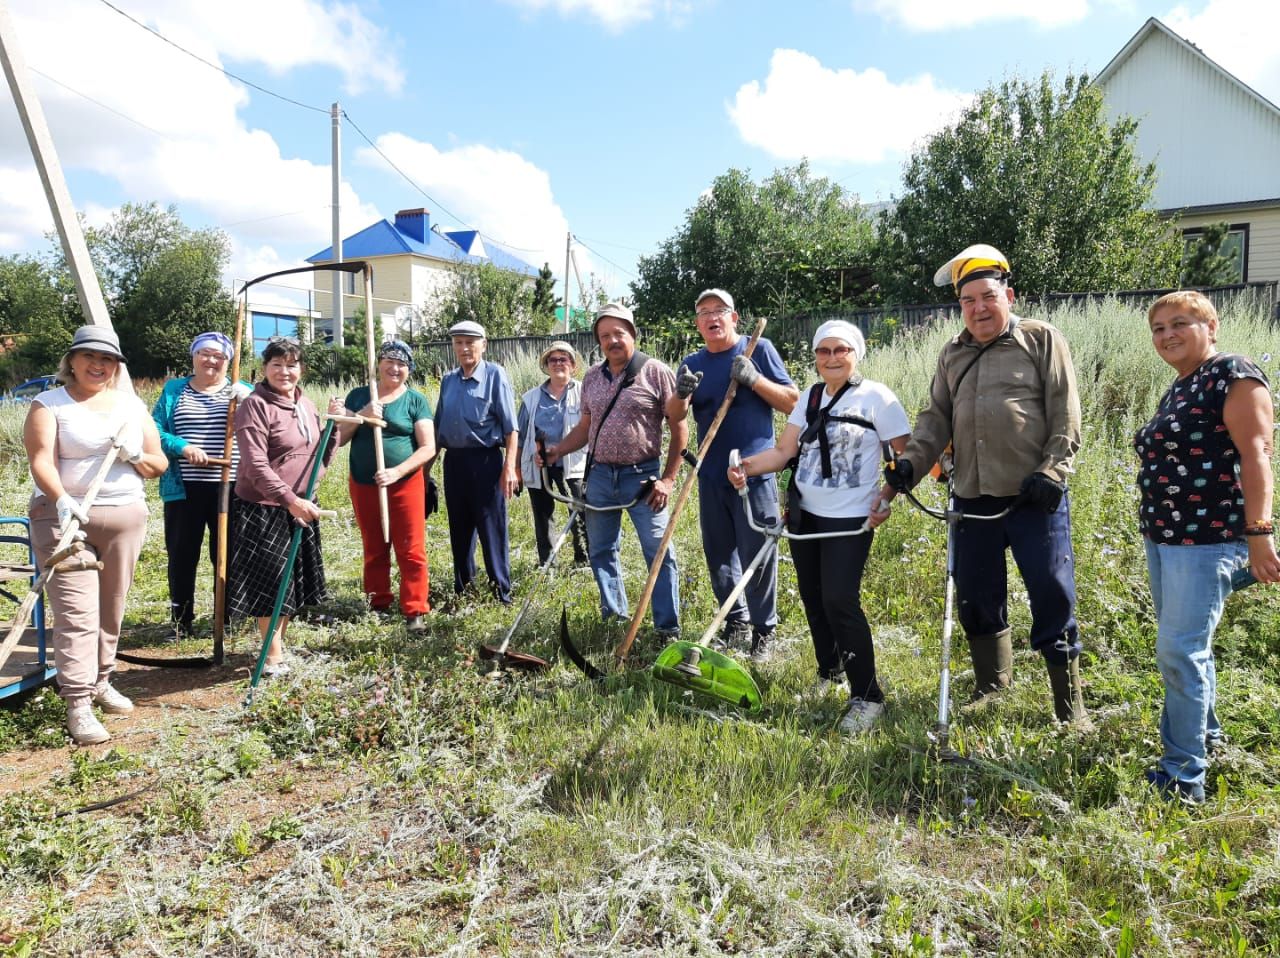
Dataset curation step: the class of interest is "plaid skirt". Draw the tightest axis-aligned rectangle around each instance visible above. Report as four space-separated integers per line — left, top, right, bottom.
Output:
227 497 327 619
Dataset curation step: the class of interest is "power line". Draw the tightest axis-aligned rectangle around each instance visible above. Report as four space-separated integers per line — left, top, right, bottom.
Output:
341 111 544 256
96 0 550 264
573 233 652 255
96 0 329 115
573 236 639 280
30 66 168 138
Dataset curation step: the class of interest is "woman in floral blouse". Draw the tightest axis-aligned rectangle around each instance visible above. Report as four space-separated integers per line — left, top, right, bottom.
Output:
1134 290 1278 804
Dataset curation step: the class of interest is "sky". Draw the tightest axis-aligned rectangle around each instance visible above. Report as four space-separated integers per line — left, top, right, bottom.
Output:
2 0 1278 313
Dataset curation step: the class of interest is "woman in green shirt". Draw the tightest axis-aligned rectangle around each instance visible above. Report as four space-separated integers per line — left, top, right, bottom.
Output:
336 341 436 632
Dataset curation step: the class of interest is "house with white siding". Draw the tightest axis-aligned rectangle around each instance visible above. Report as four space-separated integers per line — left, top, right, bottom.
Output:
306 208 539 341
1097 17 1280 284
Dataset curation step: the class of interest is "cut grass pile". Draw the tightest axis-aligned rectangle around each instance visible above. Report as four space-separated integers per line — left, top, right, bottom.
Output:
1 299 1278 956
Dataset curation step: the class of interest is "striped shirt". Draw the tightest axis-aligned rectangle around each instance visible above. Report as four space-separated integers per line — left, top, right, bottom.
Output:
174 382 239 482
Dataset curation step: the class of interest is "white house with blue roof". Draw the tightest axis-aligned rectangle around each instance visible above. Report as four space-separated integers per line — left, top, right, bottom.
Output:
306 207 540 339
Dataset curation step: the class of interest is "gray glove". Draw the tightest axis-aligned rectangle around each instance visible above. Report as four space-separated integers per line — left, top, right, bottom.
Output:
730 355 760 389
230 381 254 402
676 363 703 400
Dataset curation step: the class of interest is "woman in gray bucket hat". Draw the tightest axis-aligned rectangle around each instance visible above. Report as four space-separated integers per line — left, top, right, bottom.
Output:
24 326 169 745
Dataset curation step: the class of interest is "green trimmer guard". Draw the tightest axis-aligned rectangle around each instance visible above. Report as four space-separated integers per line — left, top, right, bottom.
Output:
652 641 763 711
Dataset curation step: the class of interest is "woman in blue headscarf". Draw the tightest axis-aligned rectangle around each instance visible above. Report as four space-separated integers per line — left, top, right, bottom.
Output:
152 331 251 639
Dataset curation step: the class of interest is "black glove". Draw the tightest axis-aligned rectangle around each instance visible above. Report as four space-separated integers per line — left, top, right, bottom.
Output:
884 457 914 493
1014 473 1065 513
425 476 440 516
676 363 703 400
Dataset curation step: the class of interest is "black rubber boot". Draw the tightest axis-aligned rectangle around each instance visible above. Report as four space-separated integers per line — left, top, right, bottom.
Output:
966 629 1013 707
1047 657 1093 730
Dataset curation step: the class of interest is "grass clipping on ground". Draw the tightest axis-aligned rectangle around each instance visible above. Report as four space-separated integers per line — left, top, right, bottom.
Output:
1 299 1279 956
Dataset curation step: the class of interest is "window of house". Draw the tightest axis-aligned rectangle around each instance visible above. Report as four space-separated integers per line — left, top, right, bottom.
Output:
1182 223 1249 284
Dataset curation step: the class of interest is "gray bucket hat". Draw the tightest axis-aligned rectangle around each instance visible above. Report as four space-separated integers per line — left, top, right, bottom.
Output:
68 325 127 362
592 302 637 338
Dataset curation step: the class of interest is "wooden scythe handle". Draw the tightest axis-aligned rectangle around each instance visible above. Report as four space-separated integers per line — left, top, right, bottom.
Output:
613 316 767 662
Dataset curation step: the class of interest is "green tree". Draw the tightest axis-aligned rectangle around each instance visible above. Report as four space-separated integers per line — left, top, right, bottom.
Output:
531 262 559 327
0 255 80 384
1180 222 1241 287
113 231 235 377
631 161 877 322
420 261 549 340
877 71 1181 303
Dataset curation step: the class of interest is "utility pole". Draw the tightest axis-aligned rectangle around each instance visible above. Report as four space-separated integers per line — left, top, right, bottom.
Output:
0 0 131 390
562 231 572 333
331 102 344 347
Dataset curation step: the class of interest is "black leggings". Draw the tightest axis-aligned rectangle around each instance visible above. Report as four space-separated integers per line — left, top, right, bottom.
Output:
528 468 588 565
788 510 882 702
163 481 223 628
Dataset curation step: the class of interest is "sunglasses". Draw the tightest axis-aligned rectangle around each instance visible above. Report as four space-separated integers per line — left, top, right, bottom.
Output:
814 346 853 358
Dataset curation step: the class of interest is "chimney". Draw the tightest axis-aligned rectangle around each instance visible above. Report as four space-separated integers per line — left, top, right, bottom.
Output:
394 208 431 243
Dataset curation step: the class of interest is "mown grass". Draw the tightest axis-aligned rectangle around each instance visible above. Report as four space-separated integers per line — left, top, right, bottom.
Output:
1 301 1278 956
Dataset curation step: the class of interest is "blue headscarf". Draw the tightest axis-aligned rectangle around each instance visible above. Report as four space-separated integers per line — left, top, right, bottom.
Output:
378 339 414 372
190 331 234 359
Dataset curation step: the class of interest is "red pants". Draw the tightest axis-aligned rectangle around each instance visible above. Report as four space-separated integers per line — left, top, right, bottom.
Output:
349 470 430 616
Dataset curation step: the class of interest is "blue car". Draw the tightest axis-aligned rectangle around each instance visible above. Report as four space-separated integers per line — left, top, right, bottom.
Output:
3 375 58 404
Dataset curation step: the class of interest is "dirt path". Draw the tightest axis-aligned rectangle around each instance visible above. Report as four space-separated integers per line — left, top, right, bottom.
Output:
0 654 256 799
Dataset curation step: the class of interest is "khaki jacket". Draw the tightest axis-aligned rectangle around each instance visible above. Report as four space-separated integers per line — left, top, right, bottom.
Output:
902 316 1080 498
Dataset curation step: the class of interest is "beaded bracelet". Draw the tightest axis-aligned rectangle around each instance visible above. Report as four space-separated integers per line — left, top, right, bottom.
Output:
1242 519 1274 537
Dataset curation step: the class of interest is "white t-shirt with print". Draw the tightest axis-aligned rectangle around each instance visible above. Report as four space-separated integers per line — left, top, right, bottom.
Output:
786 379 910 518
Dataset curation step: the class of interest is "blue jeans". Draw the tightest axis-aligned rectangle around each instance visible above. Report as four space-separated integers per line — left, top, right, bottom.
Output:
584 460 680 632
1145 537 1248 789
697 476 779 629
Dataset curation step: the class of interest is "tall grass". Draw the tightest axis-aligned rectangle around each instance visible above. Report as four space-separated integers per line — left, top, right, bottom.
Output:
1 301 1277 956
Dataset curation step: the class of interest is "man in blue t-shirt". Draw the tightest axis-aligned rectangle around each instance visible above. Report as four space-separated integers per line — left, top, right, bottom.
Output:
667 289 797 656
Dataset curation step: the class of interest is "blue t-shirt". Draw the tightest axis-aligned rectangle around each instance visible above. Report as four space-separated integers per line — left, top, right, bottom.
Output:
682 336 793 481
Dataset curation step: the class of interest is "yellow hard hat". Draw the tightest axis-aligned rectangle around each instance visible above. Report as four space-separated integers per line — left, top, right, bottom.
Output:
933 244 1010 289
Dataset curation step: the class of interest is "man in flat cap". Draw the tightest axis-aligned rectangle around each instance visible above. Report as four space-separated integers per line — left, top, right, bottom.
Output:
870 244 1089 727
543 302 687 637
431 319 519 604
667 288 797 657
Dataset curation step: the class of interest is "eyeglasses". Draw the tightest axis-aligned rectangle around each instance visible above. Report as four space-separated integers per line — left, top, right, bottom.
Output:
545 356 573 365
814 346 853 358
695 307 731 320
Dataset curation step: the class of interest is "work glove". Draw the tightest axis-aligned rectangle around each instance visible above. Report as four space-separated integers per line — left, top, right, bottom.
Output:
55 494 88 534
1014 472 1066 513
883 457 914 493
425 476 439 517
675 363 703 400
119 434 145 464
230 382 254 402
730 354 760 389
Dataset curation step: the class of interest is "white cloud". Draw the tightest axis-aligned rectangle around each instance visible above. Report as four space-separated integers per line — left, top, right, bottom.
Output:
499 0 692 31
0 0 385 258
0 168 56 252
854 0 1091 30
1165 0 1280 102
728 50 970 165
356 132 573 278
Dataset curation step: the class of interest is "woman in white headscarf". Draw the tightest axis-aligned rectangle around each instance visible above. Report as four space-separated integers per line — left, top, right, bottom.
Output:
728 320 909 736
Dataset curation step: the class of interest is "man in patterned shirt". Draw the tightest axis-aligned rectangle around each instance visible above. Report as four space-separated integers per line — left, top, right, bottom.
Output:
871 244 1089 727
543 303 688 637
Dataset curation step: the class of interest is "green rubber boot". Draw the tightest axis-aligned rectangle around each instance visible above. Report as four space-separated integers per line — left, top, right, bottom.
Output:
965 629 1013 708
1047 657 1093 730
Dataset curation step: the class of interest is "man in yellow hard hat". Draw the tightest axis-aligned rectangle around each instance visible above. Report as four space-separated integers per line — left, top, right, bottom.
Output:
870 244 1089 727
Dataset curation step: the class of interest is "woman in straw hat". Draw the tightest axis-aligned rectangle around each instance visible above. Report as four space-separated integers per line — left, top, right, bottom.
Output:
517 341 589 566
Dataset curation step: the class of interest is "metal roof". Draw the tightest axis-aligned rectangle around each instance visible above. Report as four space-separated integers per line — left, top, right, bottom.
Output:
308 216 539 277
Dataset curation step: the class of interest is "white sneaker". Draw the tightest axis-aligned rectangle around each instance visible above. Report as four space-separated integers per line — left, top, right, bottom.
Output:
67 701 111 745
808 673 845 699
92 683 134 714
263 660 292 678
838 697 885 736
